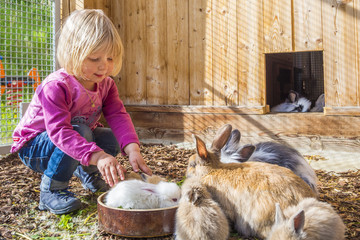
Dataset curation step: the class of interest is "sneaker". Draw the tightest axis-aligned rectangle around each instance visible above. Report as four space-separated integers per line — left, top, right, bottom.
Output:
39 189 81 215
74 171 109 193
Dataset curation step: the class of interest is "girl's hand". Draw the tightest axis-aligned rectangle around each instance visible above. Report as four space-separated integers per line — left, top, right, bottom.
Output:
89 151 126 187
124 143 152 176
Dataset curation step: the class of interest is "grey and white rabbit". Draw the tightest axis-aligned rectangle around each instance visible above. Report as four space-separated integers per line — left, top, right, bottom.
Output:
271 90 311 112
220 129 318 195
310 93 325 112
186 124 316 238
267 198 345 240
105 176 181 209
175 177 229 240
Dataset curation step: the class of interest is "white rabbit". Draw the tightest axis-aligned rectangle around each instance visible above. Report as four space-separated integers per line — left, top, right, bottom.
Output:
310 93 325 112
186 124 316 238
267 198 345 240
221 129 318 195
271 90 311 112
175 177 229 240
105 179 181 209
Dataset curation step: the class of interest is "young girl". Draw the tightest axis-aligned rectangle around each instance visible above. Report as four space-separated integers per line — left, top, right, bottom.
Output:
11 9 152 215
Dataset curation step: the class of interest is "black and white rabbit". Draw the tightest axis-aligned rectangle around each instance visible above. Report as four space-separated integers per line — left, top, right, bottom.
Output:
310 93 325 112
271 90 311 112
221 129 318 195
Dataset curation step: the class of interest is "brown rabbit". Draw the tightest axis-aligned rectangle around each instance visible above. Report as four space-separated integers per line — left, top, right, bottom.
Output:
125 172 164 184
186 124 316 238
175 177 229 240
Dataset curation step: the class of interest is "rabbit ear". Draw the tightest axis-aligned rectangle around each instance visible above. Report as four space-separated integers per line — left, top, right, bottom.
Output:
237 144 256 160
224 129 241 151
194 134 208 159
291 210 305 234
275 203 285 224
141 184 157 194
140 173 148 182
211 124 232 152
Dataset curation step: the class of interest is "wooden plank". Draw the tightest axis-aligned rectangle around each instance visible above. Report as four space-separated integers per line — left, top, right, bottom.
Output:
356 0 360 106
293 0 323 50
237 0 265 106
263 0 292 52
73 0 84 10
61 0 71 20
146 0 167 105
167 0 189 105
125 105 267 114
204 0 214 106
123 0 147 104
110 0 126 99
211 0 238 106
324 107 360 116
189 0 213 105
323 0 357 107
84 0 110 15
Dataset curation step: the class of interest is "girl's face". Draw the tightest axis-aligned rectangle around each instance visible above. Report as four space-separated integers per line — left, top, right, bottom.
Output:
79 49 114 90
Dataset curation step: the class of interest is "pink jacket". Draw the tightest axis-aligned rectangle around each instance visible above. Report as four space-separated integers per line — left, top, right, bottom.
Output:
11 68 139 166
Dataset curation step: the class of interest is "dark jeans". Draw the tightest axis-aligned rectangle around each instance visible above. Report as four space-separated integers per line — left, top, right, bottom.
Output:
18 124 120 191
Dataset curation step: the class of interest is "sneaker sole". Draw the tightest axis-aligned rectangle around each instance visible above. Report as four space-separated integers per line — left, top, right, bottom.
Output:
81 183 109 193
39 201 81 215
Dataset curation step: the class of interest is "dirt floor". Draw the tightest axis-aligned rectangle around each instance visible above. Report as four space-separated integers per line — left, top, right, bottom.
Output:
0 144 359 240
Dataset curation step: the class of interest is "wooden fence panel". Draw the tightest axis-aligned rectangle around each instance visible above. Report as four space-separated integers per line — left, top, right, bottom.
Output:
356 0 360 106
293 0 323 51
237 0 264 107
189 0 213 105
323 0 357 108
61 0 84 21
84 0 110 16
263 0 292 53
167 0 189 105
211 0 238 106
146 0 167 105
80 0 359 113
109 0 126 99
123 0 147 104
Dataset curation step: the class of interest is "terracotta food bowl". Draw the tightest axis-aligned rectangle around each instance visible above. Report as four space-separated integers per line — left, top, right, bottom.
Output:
97 192 178 238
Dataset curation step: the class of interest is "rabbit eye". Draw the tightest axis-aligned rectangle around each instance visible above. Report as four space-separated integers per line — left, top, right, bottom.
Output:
172 198 178 202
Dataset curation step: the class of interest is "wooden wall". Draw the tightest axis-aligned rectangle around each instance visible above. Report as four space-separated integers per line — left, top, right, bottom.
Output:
78 0 360 115
63 0 360 151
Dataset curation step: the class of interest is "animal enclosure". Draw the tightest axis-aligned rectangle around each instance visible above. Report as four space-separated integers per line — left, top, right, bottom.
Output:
0 0 55 152
71 0 360 155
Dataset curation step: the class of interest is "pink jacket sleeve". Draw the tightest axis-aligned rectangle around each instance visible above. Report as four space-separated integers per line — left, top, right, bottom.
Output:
101 80 140 155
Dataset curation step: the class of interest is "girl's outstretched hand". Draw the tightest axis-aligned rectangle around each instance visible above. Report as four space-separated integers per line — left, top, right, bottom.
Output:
124 143 152 176
89 150 126 187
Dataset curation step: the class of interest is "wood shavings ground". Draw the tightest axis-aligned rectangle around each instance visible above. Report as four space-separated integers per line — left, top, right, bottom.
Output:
0 144 359 239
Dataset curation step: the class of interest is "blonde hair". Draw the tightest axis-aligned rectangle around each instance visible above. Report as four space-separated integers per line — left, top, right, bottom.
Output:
57 9 124 77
